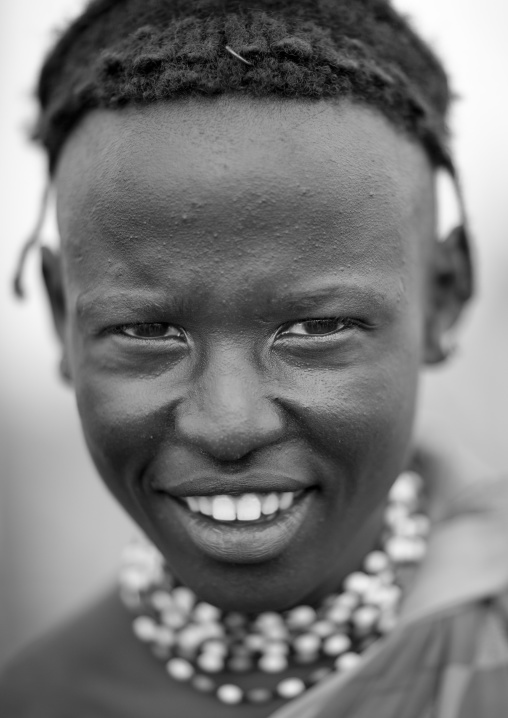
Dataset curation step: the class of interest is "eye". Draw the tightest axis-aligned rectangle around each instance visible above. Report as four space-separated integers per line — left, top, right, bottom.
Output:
118 323 185 340
279 318 353 337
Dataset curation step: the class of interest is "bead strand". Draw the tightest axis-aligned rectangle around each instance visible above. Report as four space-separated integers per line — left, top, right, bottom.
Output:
120 470 428 705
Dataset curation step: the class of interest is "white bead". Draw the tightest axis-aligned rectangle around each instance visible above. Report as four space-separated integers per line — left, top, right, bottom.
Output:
394 517 420 538
389 471 421 503
161 608 187 629
200 622 225 640
365 582 399 608
152 626 175 647
327 604 352 625
293 633 321 655
335 592 359 610
193 602 222 623
364 550 390 574
362 576 383 603
258 653 288 673
335 651 362 672
202 639 228 656
343 571 371 595
150 590 173 611
256 612 284 629
286 605 316 628
385 536 415 563
384 503 409 529
132 615 157 642
323 633 352 656
197 652 224 673
266 624 289 641
217 684 244 704
265 641 290 655
277 678 306 699
178 625 207 652
352 605 380 633
172 586 195 614
166 657 194 681
120 566 150 592
311 620 336 638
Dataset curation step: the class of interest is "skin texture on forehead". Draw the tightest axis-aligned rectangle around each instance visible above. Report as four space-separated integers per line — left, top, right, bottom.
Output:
50 96 438 611
56 96 434 272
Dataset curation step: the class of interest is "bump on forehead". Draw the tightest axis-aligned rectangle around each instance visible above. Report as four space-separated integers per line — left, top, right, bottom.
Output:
55 97 435 247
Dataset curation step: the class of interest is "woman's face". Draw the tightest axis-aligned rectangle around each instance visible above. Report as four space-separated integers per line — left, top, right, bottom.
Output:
52 97 437 611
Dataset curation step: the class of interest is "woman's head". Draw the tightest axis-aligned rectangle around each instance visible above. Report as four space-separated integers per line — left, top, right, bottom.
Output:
39 0 472 612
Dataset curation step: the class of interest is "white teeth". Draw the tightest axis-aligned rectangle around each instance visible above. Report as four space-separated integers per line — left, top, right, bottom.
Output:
261 493 280 516
279 492 294 510
212 495 236 521
236 494 262 521
198 497 213 516
184 491 300 521
187 496 200 513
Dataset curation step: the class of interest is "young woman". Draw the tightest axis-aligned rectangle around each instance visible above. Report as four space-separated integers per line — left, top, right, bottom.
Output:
2 1 507 716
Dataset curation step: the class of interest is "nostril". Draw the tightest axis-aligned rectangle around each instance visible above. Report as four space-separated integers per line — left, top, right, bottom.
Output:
176 401 285 462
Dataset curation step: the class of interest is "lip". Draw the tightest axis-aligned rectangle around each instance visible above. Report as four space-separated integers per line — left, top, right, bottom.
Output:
151 473 313 498
163 489 316 564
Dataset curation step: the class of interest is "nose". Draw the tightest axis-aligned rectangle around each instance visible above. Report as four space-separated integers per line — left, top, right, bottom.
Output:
175 345 285 461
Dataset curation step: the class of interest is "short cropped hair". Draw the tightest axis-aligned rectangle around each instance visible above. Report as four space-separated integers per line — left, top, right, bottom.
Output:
36 0 453 173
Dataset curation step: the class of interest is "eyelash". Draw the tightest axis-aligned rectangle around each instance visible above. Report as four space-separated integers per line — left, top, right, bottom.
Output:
277 317 359 339
111 317 360 342
111 323 186 341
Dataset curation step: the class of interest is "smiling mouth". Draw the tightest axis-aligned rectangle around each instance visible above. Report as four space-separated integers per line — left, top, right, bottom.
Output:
179 490 304 524
165 489 316 563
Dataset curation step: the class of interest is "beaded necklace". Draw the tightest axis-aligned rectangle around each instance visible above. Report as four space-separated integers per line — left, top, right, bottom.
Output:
119 471 429 706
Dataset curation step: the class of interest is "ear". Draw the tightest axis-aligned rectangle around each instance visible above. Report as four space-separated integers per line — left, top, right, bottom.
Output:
41 246 72 382
424 224 474 365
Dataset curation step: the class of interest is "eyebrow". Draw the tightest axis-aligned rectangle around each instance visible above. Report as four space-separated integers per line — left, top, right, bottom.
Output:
256 282 392 318
75 290 195 326
75 279 396 328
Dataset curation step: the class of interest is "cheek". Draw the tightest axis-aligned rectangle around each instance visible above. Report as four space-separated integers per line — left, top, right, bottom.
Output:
73 367 172 503
288 341 421 488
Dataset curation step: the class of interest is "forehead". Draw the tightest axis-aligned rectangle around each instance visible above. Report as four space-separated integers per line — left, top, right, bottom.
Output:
54 97 434 300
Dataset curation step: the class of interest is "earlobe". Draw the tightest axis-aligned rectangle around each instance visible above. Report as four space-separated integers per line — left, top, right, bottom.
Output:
424 224 474 366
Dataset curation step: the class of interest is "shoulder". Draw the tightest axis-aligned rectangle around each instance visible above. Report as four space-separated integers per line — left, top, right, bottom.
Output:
0 588 172 718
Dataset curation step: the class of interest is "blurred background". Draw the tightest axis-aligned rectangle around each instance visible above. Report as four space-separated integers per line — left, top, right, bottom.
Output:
1 0 507 668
